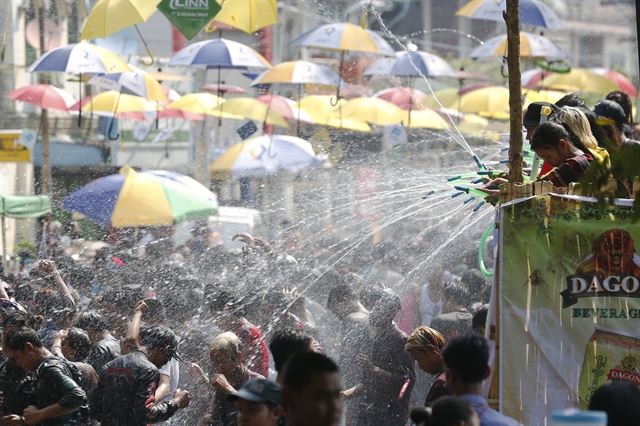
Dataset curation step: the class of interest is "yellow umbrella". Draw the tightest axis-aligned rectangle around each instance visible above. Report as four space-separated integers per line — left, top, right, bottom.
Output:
167 93 226 115
539 68 619 94
457 86 510 119
209 97 289 128
342 97 403 126
398 109 449 129
423 88 460 109
206 0 278 34
297 96 370 132
81 0 160 40
81 91 157 113
523 89 566 107
458 113 489 133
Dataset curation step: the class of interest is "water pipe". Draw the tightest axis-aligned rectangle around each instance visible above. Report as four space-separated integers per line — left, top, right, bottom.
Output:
478 223 495 278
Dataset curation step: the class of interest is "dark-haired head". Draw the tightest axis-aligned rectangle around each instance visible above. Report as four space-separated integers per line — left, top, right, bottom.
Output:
411 396 479 426
555 92 587 109
442 280 471 311
530 121 585 167
283 352 339 390
588 380 640 426
3 328 45 371
442 334 491 393
139 325 178 368
75 310 109 334
326 283 358 319
63 327 92 362
606 90 633 123
270 328 313 374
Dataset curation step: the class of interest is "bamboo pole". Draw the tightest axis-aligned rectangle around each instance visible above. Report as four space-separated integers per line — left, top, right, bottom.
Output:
504 0 523 183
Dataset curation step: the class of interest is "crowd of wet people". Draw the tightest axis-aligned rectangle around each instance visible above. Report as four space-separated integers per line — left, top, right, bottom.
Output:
0 89 639 426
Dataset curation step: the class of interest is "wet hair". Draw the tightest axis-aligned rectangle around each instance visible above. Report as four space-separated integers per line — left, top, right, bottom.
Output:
204 284 234 313
65 327 92 361
460 269 487 298
3 311 42 330
442 334 489 383
269 328 313 373
530 121 573 151
411 396 477 426
472 306 489 334
326 283 357 311
359 287 384 311
588 380 640 426
4 327 43 350
75 311 109 333
553 107 599 150
442 280 471 308
142 298 167 324
282 352 339 391
606 90 633 123
139 325 178 354
405 326 447 352
555 93 587 109
210 331 243 362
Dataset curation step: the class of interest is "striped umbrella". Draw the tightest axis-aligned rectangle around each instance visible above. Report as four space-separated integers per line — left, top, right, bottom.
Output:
456 0 563 30
470 32 566 60
251 60 341 86
63 166 218 227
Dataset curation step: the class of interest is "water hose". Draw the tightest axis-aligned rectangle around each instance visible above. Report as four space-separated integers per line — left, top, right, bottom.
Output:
478 222 495 278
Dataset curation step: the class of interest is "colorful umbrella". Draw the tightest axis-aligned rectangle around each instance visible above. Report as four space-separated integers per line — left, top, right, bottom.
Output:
68 97 149 121
523 89 566 106
157 108 204 122
363 53 402 76
521 68 551 88
206 0 278 34
398 109 450 129
208 97 289 128
590 68 638 98
210 135 322 178
457 86 510 119
375 87 427 110
297 96 371 132
81 91 157 114
256 95 314 123
8 84 75 111
423 88 460 109
456 0 563 30
538 68 619 94
390 51 456 78
28 42 131 74
166 93 226 115
63 166 218 227
470 32 566 60
341 97 403 126
80 0 160 40
89 64 168 102
169 38 271 69
251 60 341 86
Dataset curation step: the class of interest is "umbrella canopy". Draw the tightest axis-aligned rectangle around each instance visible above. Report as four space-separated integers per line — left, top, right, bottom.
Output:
8 84 75 111
398 109 450 129
206 0 278 34
375 87 428 110
470 32 566 60
158 108 204 121
169 38 271 69
68 96 149 121
63 166 218 227
521 68 551 88
297 96 371 132
423 88 460 109
457 86 510 119
210 135 321 178
456 0 563 29
29 42 131 74
89 64 167 102
590 68 638 98
80 0 160 40
538 68 619 94
209 97 289 127
256 95 314 122
81 91 157 113
390 51 457 78
166 93 226 115
342 97 403 126
251 60 341 87
363 53 403 76
523 89 566 106
293 23 394 55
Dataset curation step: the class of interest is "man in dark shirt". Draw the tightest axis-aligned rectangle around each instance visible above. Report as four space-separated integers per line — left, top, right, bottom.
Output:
75 311 121 373
1 328 87 426
90 325 190 426
353 292 415 426
431 280 473 342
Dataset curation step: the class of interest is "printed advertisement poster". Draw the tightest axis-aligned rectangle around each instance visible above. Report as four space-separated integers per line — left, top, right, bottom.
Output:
500 194 640 425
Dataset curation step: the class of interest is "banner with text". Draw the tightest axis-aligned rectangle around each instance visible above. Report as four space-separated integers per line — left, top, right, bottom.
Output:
500 194 640 425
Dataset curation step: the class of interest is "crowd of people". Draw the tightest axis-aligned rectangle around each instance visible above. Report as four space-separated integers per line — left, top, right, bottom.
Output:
0 90 638 426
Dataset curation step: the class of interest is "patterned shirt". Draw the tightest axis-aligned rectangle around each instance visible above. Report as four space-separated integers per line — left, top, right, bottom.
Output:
538 154 593 187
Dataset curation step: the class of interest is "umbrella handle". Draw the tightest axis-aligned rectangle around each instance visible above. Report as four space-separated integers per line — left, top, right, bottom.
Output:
500 57 508 78
331 51 346 106
107 118 120 141
135 25 155 66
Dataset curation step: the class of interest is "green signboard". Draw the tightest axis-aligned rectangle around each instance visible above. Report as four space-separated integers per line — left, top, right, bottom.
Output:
158 0 221 40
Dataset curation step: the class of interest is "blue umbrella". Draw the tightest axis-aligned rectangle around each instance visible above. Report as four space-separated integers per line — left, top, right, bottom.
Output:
390 51 457 78
168 38 271 69
456 0 563 30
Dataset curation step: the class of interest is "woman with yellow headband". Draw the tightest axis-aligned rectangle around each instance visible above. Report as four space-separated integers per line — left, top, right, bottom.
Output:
552 106 610 168
405 326 450 406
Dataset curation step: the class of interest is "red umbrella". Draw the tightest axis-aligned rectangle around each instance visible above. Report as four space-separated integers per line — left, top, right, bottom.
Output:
375 87 427 110
67 95 94 111
256 95 314 123
590 68 637 98
8 84 75 111
201 84 245 95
